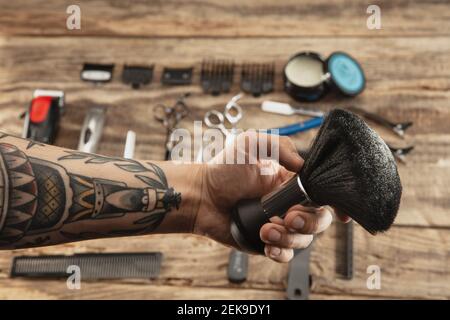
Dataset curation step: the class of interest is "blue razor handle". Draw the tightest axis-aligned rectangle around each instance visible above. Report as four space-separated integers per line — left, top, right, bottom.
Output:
266 117 324 136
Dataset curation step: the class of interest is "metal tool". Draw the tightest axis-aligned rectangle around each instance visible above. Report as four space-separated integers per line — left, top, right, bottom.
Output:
260 100 324 136
201 59 235 95
81 63 114 83
347 106 413 138
389 145 414 163
287 245 313 300
23 89 65 144
153 93 191 160
347 106 414 162
204 93 243 139
241 62 275 97
161 67 193 85
78 107 106 153
261 101 324 118
11 253 162 280
122 65 154 89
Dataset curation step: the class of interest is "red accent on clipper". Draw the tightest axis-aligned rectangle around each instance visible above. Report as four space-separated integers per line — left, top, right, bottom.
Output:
30 96 52 123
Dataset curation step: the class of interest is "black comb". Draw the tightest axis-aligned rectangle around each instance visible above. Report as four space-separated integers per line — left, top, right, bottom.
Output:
201 59 234 95
241 62 275 97
11 253 162 280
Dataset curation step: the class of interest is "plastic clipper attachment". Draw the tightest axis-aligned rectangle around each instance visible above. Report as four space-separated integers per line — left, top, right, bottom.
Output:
161 67 193 85
81 63 114 83
240 62 275 97
122 65 154 89
201 59 235 95
231 175 310 254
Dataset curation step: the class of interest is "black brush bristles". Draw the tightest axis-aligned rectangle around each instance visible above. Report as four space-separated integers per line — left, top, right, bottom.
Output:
300 109 402 234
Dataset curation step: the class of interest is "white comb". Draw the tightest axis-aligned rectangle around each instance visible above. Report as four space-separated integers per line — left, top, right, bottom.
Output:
261 101 324 117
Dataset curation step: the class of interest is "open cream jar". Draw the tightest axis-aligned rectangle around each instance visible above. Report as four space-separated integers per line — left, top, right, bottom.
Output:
284 51 365 102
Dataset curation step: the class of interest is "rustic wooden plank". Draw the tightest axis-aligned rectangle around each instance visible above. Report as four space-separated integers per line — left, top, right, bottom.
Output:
1 36 449 84
0 224 448 299
1 0 449 37
0 281 402 300
0 279 375 300
0 36 449 227
0 281 284 300
312 224 450 299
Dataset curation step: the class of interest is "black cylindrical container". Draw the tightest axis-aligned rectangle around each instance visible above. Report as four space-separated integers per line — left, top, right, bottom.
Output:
283 52 329 102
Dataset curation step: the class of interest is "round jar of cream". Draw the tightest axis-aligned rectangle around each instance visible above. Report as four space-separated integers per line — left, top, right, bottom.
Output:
283 52 329 102
284 51 365 102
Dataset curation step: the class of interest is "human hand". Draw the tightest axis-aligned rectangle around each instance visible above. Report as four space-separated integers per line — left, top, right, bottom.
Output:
193 133 342 262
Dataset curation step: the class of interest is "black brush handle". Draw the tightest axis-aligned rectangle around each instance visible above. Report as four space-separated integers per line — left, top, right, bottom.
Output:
231 175 308 254
262 175 307 215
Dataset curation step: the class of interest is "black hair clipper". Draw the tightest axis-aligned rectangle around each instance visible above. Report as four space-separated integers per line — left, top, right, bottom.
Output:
23 89 65 144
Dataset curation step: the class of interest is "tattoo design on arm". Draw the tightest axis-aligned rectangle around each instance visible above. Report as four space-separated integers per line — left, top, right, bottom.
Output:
0 144 181 248
0 133 45 150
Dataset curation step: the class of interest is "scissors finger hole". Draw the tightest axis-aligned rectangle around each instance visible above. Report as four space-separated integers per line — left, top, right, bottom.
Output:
204 110 224 127
225 103 243 123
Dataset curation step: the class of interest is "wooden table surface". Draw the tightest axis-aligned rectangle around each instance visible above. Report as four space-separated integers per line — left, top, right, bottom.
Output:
0 0 449 299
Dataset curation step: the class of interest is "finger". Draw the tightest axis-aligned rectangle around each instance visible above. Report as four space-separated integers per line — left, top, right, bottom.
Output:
276 166 296 183
277 136 304 173
269 216 285 225
264 245 294 263
284 205 333 234
253 133 303 172
260 223 314 249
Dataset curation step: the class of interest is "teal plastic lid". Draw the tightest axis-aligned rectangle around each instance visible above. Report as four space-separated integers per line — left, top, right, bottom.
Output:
327 52 365 96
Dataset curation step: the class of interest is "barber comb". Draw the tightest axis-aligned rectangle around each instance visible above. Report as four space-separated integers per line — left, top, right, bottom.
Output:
241 62 275 97
201 59 235 95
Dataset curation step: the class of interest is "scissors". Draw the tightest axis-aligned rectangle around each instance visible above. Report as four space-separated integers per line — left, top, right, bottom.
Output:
153 93 190 160
204 93 243 139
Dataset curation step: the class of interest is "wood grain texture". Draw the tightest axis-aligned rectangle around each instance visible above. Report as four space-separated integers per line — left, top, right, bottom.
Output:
0 0 449 37
0 225 448 299
0 0 449 299
1 36 449 227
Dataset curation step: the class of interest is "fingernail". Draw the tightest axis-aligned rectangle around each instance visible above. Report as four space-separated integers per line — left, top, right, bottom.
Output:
270 247 281 257
268 229 281 242
292 216 305 230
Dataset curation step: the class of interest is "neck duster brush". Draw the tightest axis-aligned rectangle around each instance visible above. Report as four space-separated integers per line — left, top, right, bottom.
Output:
231 109 402 254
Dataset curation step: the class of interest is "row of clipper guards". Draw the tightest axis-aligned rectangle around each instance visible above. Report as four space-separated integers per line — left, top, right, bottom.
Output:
81 63 195 88
80 61 275 96
201 60 275 97
81 63 194 89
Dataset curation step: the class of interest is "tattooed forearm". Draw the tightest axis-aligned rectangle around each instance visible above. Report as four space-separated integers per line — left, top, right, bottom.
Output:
0 132 46 150
0 141 182 249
